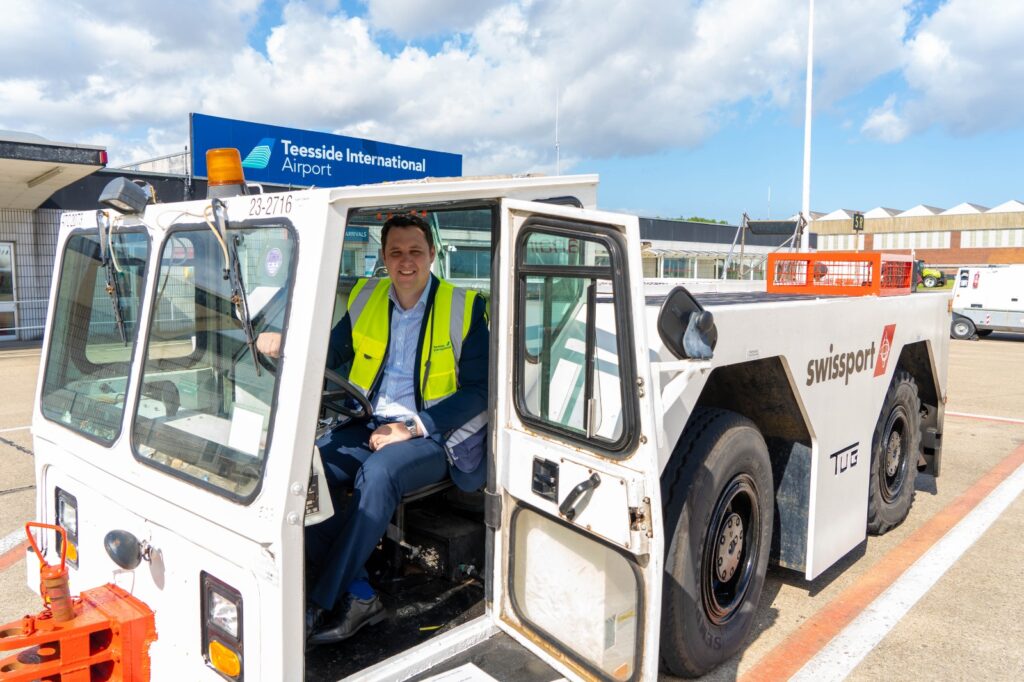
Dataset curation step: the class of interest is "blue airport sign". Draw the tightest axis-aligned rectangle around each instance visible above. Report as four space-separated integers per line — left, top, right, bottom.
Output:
190 113 462 187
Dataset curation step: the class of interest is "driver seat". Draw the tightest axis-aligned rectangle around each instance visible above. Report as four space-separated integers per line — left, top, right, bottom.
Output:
385 479 454 557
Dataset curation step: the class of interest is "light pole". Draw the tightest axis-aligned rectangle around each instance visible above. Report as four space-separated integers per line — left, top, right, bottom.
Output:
800 0 814 251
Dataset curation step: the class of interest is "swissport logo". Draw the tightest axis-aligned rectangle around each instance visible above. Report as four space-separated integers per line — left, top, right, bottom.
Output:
873 324 896 377
805 323 897 387
241 138 275 169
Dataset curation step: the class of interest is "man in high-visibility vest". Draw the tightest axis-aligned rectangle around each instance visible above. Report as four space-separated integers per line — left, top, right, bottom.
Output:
261 213 488 646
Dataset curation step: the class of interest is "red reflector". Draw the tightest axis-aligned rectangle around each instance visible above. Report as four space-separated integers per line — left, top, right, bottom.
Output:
99 150 109 165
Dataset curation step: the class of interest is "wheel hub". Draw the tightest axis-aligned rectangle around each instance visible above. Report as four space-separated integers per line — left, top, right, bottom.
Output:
886 431 902 477
715 512 744 582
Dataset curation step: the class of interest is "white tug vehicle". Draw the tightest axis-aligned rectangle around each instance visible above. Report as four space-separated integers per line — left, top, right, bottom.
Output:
4 151 948 681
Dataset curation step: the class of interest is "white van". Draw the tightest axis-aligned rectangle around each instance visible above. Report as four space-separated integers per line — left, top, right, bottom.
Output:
951 265 1024 339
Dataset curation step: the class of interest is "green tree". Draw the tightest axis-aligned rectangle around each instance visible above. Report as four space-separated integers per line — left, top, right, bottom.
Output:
680 216 729 225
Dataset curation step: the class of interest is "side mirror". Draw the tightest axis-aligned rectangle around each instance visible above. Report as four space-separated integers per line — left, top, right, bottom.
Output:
657 286 717 360
104 529 151 570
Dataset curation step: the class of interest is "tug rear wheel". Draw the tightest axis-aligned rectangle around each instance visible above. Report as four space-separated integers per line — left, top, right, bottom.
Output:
660 408 773 678
867 371 920 535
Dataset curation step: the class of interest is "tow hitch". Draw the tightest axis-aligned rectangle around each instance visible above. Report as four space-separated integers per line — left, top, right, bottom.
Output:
0 523 157 681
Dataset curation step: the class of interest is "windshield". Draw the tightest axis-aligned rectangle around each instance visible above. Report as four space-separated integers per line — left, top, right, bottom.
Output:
40 230 149 443
131 224 295 501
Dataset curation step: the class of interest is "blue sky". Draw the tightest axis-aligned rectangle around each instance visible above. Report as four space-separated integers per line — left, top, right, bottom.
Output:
2 0 1021 224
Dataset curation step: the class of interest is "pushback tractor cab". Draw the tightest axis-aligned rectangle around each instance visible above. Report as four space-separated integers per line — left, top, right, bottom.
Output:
9 150 949 681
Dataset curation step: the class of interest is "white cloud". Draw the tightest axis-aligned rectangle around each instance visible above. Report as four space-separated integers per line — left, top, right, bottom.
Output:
865 0 1024 141
366 0 506 39
0 0 924 170
862 95 910 142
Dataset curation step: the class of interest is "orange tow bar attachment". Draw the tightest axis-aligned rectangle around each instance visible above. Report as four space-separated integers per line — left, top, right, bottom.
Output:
0 523 157 681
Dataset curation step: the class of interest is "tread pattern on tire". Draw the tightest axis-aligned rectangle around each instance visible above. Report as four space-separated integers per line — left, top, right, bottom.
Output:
867 370 920 535
659 407 767 678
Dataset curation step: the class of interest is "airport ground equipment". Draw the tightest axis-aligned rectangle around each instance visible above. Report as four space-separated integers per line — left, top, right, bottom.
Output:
11 158 949 681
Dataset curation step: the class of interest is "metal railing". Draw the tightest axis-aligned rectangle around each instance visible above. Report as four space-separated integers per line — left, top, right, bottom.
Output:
0 298 50 337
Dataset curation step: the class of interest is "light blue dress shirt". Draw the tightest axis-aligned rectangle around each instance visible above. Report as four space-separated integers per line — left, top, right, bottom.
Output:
372 283 431 430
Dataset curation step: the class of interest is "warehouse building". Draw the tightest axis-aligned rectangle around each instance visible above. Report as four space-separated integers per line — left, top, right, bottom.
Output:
812 201 1024 269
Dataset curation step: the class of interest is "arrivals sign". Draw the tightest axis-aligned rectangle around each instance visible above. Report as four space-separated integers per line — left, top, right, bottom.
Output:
190 113 462 187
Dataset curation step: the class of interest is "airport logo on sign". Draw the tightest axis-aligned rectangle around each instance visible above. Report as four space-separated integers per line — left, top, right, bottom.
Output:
241 138 275 169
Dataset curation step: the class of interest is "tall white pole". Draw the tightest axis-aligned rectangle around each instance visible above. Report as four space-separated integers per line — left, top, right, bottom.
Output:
555 88 561 176
800 0 814 250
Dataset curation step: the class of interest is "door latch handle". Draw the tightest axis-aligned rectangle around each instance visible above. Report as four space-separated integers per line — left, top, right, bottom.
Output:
559 473 601 521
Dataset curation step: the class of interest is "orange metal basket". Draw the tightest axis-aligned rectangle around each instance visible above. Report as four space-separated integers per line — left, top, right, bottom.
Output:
766 251 913 296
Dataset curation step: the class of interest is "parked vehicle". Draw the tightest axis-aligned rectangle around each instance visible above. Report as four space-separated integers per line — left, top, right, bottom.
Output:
7 156 950 681
915 260 946 288
951 265 1024 339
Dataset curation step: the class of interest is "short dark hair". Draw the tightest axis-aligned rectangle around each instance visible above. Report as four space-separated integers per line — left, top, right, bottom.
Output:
381 213 434 252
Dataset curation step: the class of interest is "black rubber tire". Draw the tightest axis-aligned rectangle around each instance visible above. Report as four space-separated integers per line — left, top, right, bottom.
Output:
660 408 773 678
950 317 975 340
867 371 920 535
923 275 937 288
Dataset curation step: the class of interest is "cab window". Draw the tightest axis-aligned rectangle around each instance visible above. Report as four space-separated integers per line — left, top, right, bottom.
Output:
514 223 638 454
131 224 295 501
342 205 494 296
40 230 149 444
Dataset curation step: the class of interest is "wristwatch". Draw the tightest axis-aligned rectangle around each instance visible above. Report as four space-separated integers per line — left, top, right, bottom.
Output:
402 418 419 438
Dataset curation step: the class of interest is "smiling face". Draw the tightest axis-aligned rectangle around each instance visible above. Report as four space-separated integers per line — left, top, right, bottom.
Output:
383 225 435 307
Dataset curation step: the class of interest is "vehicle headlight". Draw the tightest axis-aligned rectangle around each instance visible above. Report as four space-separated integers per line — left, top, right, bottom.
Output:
55 488 79 566
201 572 244 680
209 589 239 638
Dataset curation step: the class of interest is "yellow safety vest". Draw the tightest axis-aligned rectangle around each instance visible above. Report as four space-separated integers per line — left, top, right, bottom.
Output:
346 277 480 407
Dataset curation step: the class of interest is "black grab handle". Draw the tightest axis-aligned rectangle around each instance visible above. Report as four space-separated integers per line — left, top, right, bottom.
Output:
559 473 601 521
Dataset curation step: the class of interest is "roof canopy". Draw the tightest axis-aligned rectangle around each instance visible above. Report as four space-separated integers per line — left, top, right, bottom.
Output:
864 206 901 218
941 202 989 215
0 132 106 209
987 199 1024 213
898 204 944 217
817 209 859 221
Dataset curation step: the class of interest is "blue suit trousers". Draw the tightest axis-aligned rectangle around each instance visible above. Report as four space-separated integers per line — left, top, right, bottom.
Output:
306 422 448 611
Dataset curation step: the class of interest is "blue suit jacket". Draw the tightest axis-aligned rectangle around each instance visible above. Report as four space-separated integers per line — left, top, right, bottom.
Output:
326 275 489 490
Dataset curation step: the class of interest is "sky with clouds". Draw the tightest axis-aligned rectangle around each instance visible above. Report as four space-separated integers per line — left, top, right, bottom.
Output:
1 0 1021 222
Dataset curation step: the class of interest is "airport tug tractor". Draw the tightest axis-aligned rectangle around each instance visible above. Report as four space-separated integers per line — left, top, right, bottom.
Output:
1 149 949 681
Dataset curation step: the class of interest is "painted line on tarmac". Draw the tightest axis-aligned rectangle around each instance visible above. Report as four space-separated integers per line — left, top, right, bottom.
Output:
947 411 1024 425
0 435 33 457
0 425 30 434
741 442 1024 682
791 459 1024 681
0 529 29 571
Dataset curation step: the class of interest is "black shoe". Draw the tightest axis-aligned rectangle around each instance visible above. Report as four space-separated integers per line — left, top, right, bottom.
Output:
305 605 326 641
307 594 385 647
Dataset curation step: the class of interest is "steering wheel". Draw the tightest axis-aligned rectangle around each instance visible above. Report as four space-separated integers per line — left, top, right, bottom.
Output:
322 367 373 420
252 342 372 420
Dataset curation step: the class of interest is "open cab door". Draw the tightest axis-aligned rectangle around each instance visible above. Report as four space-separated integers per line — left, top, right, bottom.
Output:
490 199 664 681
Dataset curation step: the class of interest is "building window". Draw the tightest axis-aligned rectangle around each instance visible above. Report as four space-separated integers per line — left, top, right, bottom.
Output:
961 228 1023 249
449 246 491 279
663 257 692 278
